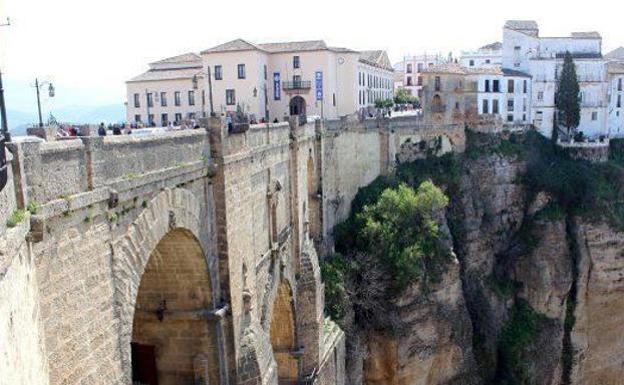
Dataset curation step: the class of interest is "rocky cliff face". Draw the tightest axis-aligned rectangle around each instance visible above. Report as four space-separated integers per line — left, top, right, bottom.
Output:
331 133 624 385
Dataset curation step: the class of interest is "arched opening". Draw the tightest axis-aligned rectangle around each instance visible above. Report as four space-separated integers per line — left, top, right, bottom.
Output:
131 228 219 385
270 281 298 384
289 96 306 116
306 153 320 241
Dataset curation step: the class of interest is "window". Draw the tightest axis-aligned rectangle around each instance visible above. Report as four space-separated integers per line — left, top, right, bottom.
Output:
174 91 181 106
493 79 500 93
147 93 154 108
485 59 491 64
188 90 195 106
161 113 168 126
333 93 336 107
148 114 154 125
485 79 490 92
434 76 441 92
406 63 413 73
407 76 413 86
507 98 514 112
226 89 235 105
535 111 543 121
293 75 301 87
618 95 622 108
522 114 526 121
537 91 544 101
160 92 167 107
469 60 474 67
507 114 514 122
214 65 223 80
592 111 598 121
175 113 182 123
482 99 489 114
507 79 514 93
417 76 423 86
134 93 140 108
523 80 527 94
417 63 423 72
293 55 300 69
492 99 499 114
619 78 623 91
264 65 267 80
237 64 246 79
134 114 141 123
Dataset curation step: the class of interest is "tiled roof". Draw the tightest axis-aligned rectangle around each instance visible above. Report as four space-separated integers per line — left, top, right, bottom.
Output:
359 50 394 71
258 40 328 53
150 52 201 65
201 39 262 54
504 20 539 31
480 42 502 51
607 61 624 74
421 63 467 74
606 47 624 60
127 67 202 83
422 64 530 77
570 31 601 39
328 46 358 53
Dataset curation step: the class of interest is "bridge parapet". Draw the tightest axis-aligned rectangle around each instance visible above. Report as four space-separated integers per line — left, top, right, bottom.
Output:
7 130 210 208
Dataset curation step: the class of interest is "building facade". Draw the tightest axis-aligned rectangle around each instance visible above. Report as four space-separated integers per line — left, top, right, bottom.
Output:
502 20 608 138
126 53 206 126
399 54 446 99
198 39 393 121
607 61 624 137
421 63 532 127
460 42 503 68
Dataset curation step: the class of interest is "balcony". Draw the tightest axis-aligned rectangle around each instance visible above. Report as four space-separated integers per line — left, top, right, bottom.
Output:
283 80 312 91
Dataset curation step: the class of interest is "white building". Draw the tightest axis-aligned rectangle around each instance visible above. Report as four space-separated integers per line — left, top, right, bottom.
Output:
502 20 608 138
126 53 205 126
398 54 446 99
198 39 394 121
460 42 503 68
607 61 624 137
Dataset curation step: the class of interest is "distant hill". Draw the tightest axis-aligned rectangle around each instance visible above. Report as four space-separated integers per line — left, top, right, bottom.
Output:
6 104 126 136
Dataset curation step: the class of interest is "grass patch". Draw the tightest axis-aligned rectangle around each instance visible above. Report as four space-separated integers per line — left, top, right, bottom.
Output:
6 209 27 228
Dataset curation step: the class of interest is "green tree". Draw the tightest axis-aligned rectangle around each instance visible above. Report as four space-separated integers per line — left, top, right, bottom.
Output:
357 181 451 291
555 51 581 137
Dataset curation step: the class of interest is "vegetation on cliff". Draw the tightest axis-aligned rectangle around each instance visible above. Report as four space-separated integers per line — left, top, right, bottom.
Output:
324 180 453 328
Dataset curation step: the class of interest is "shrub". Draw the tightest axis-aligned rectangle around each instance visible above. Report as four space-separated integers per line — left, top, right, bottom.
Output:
6 209 27 228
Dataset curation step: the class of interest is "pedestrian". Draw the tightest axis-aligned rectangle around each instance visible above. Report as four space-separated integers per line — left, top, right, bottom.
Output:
113 125 122 135
98 123 107 136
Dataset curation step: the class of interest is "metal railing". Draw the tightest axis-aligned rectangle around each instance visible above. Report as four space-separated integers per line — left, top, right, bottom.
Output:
283 80 312 90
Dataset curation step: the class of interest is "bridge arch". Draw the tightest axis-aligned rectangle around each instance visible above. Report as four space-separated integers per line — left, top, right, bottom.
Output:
112 188 221 384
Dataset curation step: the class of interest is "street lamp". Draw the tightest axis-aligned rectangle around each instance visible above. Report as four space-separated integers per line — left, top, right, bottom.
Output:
192 67 214 117
34 78 55 127
0 17 11 192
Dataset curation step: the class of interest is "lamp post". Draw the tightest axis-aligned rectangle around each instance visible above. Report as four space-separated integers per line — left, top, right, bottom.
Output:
34 78 55 127
192 67 214 117
0 17 11 192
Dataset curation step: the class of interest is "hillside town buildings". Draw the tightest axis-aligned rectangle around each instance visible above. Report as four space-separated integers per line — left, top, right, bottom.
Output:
127 39 394 125
423 20 624 138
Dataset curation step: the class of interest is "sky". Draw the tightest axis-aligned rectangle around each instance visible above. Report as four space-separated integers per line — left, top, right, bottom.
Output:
0 0 623 112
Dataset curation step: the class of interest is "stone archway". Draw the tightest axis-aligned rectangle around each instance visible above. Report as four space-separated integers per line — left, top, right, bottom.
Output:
112 188 222 385
289 96 306 116
131 228 219 385
270 280 298 384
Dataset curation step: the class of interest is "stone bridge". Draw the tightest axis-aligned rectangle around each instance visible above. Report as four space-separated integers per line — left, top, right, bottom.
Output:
0 115 464 385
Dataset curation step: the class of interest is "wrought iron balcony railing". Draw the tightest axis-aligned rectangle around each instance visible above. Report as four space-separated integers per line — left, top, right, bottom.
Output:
283 80 312 90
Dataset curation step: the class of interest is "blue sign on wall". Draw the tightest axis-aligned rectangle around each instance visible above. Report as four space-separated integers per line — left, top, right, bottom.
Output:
273 72 281 100
315 71 323 101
